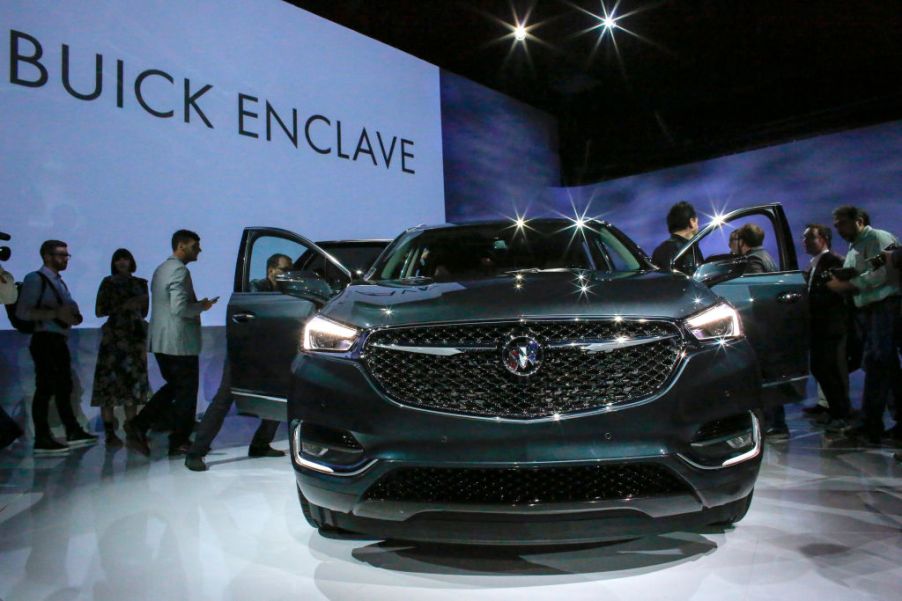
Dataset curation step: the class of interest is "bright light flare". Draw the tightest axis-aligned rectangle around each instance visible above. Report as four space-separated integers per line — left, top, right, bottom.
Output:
513 24 527 41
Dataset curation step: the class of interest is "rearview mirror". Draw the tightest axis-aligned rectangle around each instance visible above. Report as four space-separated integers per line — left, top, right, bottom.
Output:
693 257 750 287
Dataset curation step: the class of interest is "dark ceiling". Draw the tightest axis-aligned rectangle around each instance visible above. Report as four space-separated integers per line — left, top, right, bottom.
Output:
287 1 902 184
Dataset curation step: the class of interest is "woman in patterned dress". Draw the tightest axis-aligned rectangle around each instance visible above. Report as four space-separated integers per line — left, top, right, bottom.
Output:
91 249 150 446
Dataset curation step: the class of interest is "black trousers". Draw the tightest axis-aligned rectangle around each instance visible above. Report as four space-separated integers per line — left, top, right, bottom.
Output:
29 332 81 440
810 330 851 419
189 361 278 457
135 353 199 448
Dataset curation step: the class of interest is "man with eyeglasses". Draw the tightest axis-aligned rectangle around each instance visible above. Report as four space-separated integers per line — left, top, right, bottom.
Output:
16 240 98 454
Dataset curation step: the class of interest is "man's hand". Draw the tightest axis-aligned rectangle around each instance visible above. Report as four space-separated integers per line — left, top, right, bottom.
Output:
199 296 219 311
56 304 80 325
825 274 856 294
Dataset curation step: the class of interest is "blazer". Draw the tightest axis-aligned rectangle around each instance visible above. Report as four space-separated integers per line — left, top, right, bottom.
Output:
806 250 848 337
147 256 205 356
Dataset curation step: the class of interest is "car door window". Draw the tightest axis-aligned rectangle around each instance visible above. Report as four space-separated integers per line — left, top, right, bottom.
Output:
247 236 310 291
697 214 785 270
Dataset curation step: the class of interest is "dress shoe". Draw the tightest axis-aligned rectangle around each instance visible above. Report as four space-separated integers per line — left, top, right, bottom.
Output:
824 418 851 433
802 405 829 416
124 419 150 455
185 455 208 471
765 426 790 441
168 443 192 457
845 425 882 446
248 444 287 458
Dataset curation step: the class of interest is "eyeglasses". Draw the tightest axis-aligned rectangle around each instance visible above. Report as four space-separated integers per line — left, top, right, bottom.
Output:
51 252 72 258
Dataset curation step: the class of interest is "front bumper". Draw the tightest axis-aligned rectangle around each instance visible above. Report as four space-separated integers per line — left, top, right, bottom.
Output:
288 338 763 544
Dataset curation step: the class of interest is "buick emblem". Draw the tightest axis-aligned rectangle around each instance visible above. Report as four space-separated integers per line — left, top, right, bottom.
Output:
502 336 543 377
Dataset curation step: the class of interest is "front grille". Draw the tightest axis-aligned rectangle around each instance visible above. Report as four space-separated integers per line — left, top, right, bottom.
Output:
363 320 684 418
362 464 690 504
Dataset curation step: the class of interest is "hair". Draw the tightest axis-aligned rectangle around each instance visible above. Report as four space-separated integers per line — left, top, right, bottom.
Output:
666 201 697 233
832 205 866 224
39 239 67 259
804 224 832 248
736 223 765 248
171 229 200 251
267 253 292 270
110 248 137 275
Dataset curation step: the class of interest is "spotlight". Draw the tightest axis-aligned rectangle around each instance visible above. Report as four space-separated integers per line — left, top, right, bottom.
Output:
513 24 527 41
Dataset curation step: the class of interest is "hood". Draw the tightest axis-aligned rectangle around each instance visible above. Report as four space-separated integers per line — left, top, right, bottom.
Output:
322 270 718 329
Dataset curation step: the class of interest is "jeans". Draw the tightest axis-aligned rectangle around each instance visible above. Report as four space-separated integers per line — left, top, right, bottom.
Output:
856 296 901 438
189 361 278 457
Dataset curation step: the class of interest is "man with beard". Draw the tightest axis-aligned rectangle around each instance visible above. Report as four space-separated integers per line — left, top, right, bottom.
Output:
827 206 900 445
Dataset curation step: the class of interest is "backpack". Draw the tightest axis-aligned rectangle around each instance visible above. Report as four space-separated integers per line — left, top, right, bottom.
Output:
4 272 60 334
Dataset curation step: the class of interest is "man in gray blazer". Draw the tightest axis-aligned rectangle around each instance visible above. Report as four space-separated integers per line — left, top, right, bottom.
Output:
125 230 217 455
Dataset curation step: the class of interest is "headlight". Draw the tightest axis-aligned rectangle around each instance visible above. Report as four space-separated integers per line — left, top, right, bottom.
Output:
303 315 359 352
685 302 742 340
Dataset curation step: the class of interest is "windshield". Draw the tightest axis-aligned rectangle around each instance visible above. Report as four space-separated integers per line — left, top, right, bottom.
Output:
295 242 387 277
370 221 647 281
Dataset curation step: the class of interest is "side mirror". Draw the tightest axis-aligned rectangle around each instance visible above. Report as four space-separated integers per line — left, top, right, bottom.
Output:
693 257 750 287
275 271 336 305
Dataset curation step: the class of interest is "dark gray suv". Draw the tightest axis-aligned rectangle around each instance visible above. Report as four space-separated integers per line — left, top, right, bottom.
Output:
227 204 807 545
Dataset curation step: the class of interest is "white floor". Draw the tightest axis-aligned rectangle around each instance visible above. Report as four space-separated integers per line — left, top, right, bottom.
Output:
1 411 900 601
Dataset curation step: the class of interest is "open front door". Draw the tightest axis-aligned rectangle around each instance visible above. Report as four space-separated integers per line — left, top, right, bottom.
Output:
675 204 809 406
228 227 351 421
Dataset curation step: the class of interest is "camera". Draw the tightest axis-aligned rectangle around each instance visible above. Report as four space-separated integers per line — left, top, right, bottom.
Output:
866 243 900 270
0 231 10 262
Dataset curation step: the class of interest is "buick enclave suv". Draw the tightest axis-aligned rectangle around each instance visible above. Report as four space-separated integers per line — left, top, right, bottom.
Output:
227 204 807 544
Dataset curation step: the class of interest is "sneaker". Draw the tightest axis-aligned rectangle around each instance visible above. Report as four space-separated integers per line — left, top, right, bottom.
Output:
34 438 70 456
824 418 851 433
184 455 208 472
66 429 99 448
248 444 287 458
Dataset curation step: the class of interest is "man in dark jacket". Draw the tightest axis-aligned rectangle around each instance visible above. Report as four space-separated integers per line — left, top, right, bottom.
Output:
803 224 851 431
736 224 778 273
651 201 703 275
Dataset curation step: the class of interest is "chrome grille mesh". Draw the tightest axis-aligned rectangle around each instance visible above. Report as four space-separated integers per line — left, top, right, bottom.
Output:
363 320 684 419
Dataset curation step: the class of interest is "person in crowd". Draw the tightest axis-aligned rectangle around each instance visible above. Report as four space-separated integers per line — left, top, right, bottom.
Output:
728 230 741 256
90 249 150 447
16 240 98 454
185 253 290 471
827 205 901 444
184 353 286 472
651 201 703 275
125 230 217 456
735 223 778 274
0 239 25 450
735 224 787 438
250 253 292 292
802 225 851 432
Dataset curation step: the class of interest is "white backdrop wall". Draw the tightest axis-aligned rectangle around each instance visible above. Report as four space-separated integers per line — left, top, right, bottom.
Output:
0 0 445 328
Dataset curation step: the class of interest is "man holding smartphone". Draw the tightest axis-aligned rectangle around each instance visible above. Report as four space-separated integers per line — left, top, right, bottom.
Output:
125 229 217 456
